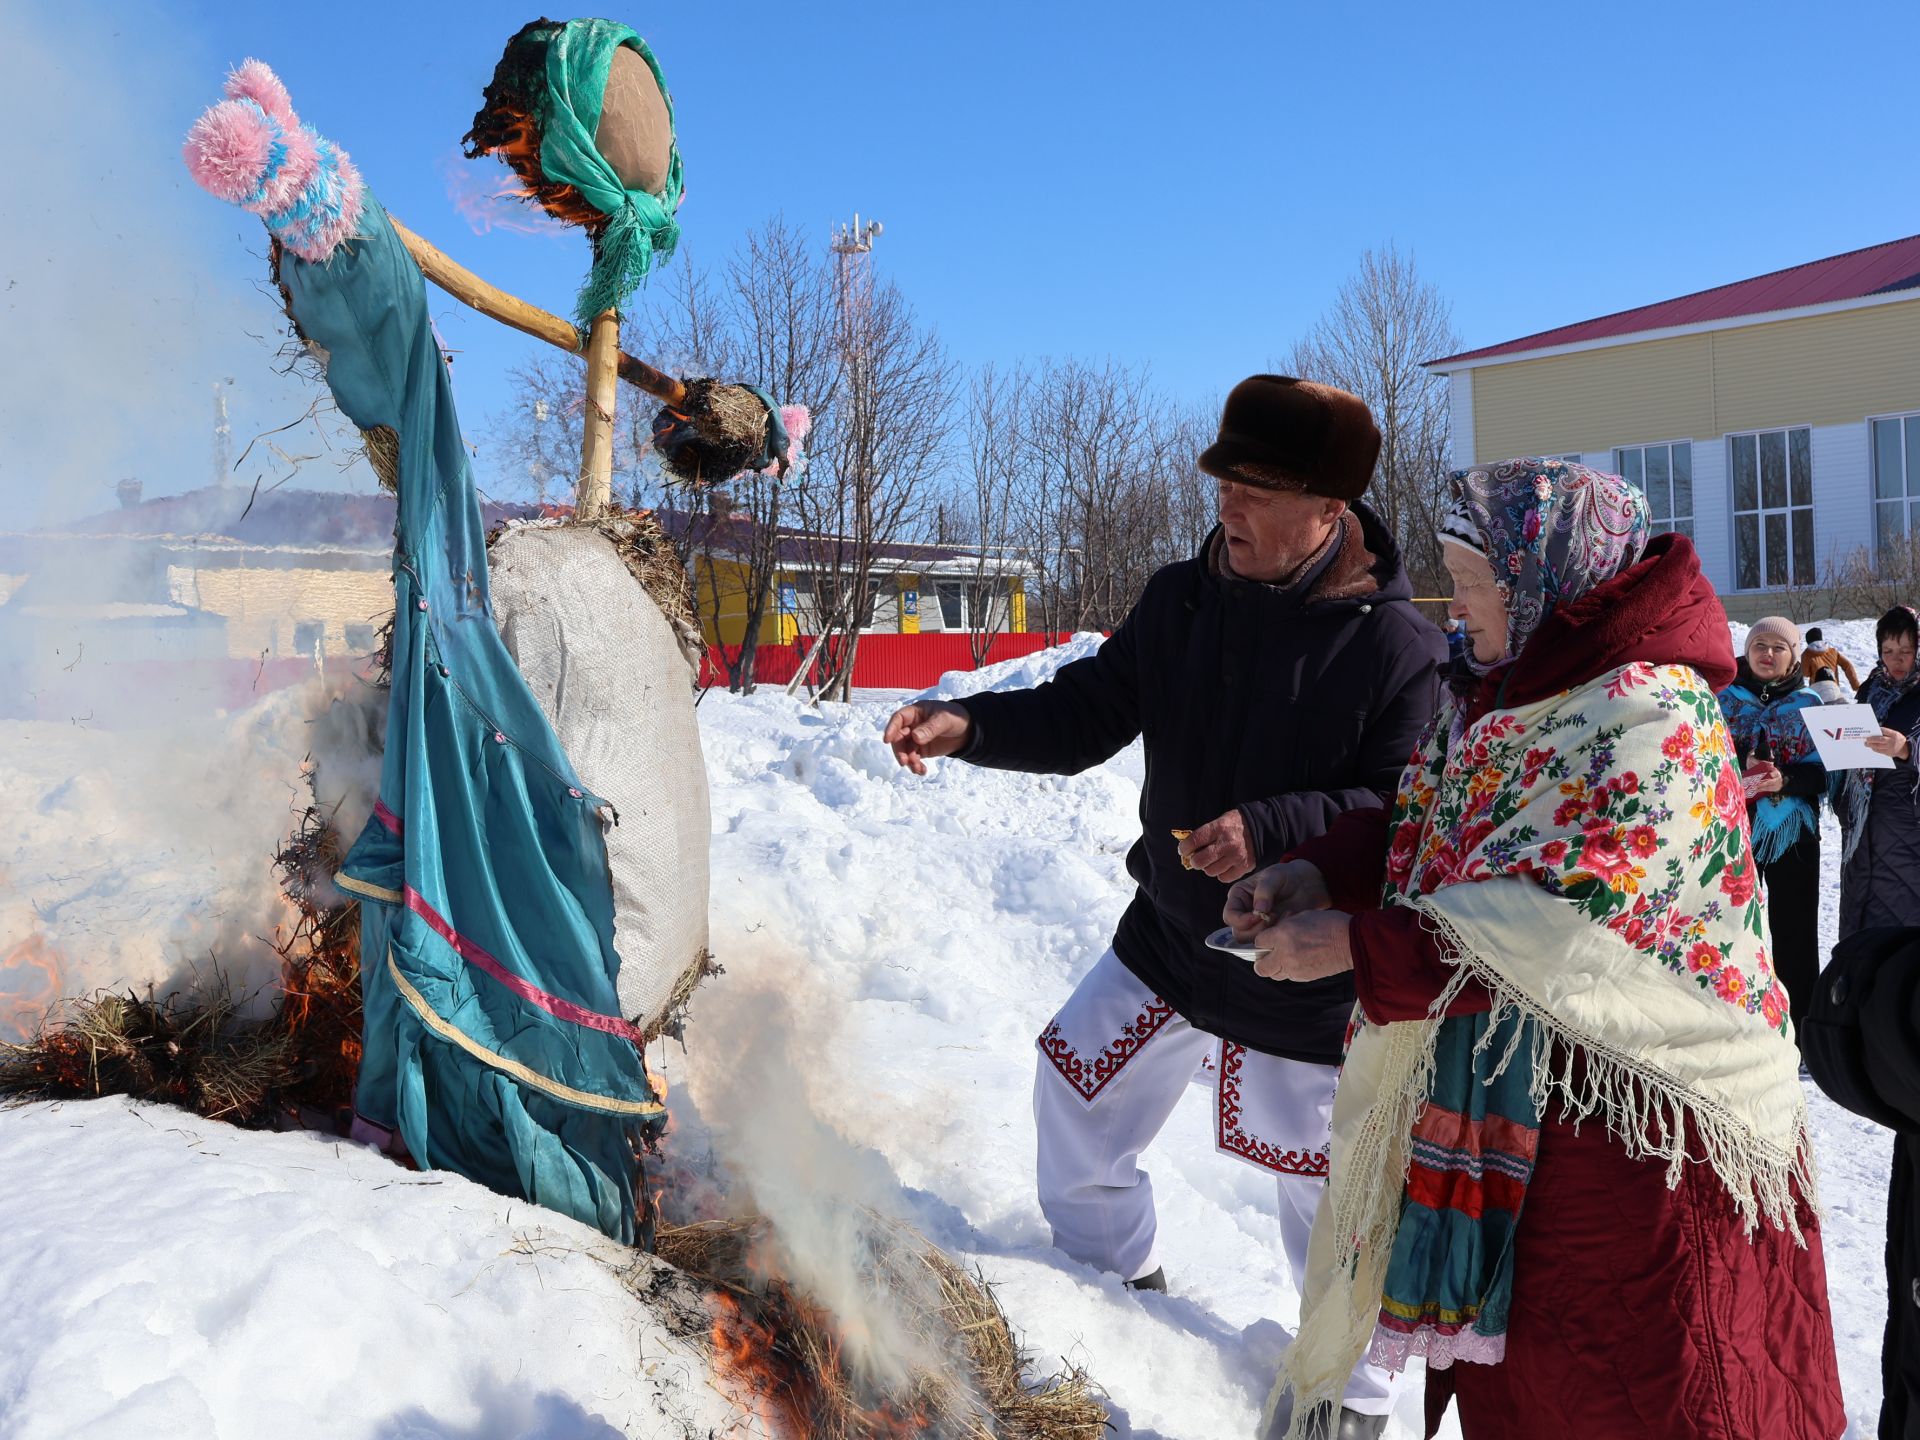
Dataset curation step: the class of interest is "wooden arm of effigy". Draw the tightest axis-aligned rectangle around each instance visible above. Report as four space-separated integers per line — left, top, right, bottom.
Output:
389 217 688 410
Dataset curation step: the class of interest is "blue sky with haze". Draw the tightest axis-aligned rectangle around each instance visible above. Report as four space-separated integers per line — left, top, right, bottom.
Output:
5 0 1912 524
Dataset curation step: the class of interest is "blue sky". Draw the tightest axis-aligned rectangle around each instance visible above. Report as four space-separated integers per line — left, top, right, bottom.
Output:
5 0 1915 522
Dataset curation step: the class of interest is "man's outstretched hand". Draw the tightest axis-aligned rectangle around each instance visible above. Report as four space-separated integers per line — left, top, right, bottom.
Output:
884 701 974 776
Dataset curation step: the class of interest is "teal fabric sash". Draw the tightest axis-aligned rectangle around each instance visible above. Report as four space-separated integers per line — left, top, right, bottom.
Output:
1376 1007 1541 1361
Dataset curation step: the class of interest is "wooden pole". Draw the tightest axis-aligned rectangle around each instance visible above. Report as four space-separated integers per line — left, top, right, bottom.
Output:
388 216 687 409
576 308 620 520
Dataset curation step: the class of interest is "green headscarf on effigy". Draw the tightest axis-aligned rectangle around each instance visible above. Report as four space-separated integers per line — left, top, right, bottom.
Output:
537 18 684 329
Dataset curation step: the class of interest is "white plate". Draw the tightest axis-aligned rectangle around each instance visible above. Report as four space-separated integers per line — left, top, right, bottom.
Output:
1205 926 1267 963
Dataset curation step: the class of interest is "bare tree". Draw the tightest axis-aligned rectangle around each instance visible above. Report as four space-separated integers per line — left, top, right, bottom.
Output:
1831 536 1920 621
950 363 1028 664
1149 398 1219 565
1284 245 1460 595
789 267 955 702
1010 359 1165 632
645 222 840 691
486 351 645 508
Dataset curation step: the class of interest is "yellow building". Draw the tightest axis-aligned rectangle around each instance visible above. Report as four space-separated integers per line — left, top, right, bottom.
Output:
5 484 538 665
667 509 1032 649
1428 234 1920 618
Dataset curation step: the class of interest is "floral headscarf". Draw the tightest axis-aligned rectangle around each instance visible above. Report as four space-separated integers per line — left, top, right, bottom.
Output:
1439 458 1653 663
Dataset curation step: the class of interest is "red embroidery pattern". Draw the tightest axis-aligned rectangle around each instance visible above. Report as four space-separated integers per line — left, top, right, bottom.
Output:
1036 996 1176 1102
1215 1043 1330 1178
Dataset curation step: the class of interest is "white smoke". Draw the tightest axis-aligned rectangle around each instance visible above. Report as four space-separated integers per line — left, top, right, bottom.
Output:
0 5 395 1035
673 959 976 1406
0 673 387 1040
0 4 367 527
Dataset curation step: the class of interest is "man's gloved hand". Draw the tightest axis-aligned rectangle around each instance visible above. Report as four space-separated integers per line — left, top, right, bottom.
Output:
883 700 974 776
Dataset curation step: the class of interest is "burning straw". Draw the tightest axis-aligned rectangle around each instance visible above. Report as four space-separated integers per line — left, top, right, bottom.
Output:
0 640 388 1126
0 801 366 1126
655 1214 1107 1440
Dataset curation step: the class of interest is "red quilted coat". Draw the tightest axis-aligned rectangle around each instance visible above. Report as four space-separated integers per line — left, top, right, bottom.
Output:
1292 536 1847 1440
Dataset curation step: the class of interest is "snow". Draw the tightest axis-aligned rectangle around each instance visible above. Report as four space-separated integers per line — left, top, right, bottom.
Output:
0 623 1896 1438
0 1097 738 1440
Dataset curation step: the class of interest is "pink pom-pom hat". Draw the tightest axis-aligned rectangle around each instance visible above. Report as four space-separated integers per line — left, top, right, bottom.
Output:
181 59 364 263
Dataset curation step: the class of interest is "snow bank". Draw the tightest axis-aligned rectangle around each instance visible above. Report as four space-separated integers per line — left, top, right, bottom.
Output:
0 1097 743 1440
917 631 1106 700
1728 616 1879 678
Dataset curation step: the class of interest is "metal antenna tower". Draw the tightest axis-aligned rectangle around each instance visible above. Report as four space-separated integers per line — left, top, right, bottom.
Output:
212 378 234 488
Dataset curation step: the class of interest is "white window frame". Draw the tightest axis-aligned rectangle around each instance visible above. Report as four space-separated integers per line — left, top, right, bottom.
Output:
858 575 889 634
1726 426 1816 591
1868 410 1920 560
1612 440 1695 540
935 579 969 631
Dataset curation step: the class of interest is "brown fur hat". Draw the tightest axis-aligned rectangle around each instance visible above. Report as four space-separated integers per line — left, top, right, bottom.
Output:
1198 375 1381 500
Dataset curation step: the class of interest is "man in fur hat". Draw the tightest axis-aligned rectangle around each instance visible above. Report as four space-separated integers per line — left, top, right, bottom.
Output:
885 376 1445 1437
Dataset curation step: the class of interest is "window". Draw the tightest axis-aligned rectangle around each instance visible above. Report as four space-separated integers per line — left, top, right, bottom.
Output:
292 621 325 657
934 579 1007 632
1728 428 1814 589
1613 442 1694 539
344 624 376 652
968 580 1003 632
1870 414 1920 556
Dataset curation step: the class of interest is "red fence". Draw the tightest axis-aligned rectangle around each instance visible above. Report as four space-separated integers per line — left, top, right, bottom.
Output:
700 632 1086 692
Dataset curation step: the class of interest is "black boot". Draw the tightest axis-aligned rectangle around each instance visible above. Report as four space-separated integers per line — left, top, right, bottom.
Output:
1259 1391 1326 1440
1261 1393 1387 1440
1124 1265 1167 1293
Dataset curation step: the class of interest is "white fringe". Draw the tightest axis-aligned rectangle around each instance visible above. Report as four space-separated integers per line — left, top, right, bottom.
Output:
1264 907 1819 1440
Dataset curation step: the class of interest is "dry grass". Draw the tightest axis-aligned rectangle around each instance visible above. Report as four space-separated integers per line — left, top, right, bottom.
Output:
0 979 301 1122
658 378 774 487
598 507 704 666
360 425 401 495
654 1215 1108 1440
1 760 370 1126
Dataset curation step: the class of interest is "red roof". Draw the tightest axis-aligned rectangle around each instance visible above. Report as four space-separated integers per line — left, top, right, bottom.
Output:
1429 234 1920 368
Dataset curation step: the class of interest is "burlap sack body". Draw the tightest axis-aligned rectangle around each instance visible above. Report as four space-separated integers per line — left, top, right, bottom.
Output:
487 523 711 1037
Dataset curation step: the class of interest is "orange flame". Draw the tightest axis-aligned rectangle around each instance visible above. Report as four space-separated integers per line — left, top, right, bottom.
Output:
0 934 63 1040
706 1282 935 1438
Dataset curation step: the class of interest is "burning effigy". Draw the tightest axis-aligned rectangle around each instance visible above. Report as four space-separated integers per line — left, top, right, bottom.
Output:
1 17 1108 1437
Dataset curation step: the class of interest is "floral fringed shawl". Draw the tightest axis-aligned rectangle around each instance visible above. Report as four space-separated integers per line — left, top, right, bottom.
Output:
1270 459 1815 1439
1273 662 1814 1435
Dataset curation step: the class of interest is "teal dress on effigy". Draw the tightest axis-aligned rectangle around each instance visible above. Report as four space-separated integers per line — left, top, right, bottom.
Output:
279 192 661 1243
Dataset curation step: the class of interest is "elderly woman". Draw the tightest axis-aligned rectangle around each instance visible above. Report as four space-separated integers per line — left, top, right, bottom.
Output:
1230 460 1842 1440
1716 617 1827 1043
1837 604 1920 936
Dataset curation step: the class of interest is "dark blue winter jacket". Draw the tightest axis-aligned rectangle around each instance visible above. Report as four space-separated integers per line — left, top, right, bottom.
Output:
957 504 1444 1063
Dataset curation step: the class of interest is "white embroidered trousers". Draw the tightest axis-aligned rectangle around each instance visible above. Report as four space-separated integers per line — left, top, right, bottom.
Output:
1032 949 1397 1415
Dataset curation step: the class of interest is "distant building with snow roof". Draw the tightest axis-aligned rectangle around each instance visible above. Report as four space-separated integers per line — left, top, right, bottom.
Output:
0 485 537 666
1425 234 1920 614
658 506 1034 649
